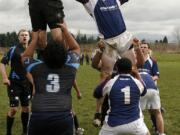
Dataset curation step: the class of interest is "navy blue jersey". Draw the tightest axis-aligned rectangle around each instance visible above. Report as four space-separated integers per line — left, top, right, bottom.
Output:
103 74 146 127
139 72 157 90
139 56 159 77
24 51 80 112
1 44 27 81
77 0 127 39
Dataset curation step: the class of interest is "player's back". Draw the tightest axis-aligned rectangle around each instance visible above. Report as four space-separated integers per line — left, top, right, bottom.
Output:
104 74 145 127
31 62 76 112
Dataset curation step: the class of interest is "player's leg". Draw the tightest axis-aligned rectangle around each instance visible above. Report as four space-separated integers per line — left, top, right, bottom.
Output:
150 91 165 135
44 0 65 43
93 78 110 127
38 31 47 48
51 28 63 44
7 83 20 135
101 53 116 78
151 109 165 135
71 110 84 135
29 1 47 49
21 106 30 135
7 107 18 135
20 82 32 135
121 48 137 66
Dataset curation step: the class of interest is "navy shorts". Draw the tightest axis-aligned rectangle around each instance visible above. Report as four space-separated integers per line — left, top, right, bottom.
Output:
28 111 73 135
29 0 65 31
7 80 32 107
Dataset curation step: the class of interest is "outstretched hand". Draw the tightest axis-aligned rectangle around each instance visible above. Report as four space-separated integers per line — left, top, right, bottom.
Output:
97 40 105 52
132 38 140 47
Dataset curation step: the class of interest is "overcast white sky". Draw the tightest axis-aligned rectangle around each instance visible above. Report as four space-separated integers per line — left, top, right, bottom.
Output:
0 0 180 41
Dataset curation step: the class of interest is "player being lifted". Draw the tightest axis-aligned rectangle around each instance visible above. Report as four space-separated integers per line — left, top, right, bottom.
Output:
76 0 136 77
28 0 65 49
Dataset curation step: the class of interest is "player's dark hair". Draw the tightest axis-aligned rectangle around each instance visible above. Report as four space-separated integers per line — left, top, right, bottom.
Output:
116 58 132 74
141 40 150 49
42 41 67 69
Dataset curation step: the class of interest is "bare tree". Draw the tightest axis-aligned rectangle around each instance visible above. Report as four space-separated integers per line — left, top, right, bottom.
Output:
173 27 180 45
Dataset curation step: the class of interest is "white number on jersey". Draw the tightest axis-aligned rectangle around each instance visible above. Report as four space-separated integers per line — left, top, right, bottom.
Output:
46 74 60 93
121 86 130 104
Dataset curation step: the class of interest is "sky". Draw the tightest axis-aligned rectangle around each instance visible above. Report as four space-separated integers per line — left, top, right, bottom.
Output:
0 0 180 42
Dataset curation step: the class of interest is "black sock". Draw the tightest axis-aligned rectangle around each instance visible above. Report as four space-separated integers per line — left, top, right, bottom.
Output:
7 116 14 135
151 114 157 131
73 115 79 130
21 112 29 134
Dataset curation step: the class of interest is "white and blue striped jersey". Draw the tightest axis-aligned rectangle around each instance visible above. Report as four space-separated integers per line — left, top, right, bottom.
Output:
103 74 146 127
77 0 128 39
139 56 159 77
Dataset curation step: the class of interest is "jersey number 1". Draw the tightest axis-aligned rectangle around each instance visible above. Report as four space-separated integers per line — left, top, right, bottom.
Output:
121 86 130 104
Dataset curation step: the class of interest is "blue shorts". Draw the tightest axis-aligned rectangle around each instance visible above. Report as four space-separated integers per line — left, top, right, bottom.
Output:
28 111 73 135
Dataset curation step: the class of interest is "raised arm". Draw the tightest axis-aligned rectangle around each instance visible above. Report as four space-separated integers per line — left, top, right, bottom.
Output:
133 39 145 68
59 23 80 55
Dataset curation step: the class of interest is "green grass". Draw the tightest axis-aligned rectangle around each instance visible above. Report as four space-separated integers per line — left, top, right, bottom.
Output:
0 53 180 135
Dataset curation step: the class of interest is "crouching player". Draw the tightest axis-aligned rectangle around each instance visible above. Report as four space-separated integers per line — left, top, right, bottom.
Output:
99 58 150 135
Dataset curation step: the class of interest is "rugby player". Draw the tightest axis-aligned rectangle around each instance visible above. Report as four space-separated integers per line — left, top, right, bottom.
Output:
21 23 80 135
99 58 150 135
76 0 137 75
0 29 32 135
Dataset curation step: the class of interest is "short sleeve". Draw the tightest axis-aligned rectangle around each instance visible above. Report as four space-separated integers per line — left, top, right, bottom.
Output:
65 51 80 69
1 46 16 65
23 58 42 73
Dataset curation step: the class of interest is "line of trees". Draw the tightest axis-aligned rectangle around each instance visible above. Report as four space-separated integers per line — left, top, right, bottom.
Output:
154 36 168 44
0 31 98 47
1 29 180 47
0 32 19 47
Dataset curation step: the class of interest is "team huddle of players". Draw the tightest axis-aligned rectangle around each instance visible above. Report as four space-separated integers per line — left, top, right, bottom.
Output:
0 0 166 135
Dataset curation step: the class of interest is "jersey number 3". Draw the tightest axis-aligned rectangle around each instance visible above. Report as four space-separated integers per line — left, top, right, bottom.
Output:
121 86 130 104
46 74 60 93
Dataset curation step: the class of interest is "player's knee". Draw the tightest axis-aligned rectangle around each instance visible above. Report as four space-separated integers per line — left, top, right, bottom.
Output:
22 106 30 113
9 107 18 116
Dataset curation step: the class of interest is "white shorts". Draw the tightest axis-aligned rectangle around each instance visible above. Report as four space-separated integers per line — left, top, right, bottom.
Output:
103 31 133 60
140 89 161 110
99 118 149 135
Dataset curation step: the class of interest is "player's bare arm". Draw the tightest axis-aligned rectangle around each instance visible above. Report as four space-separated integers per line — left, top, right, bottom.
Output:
59 23 80 54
